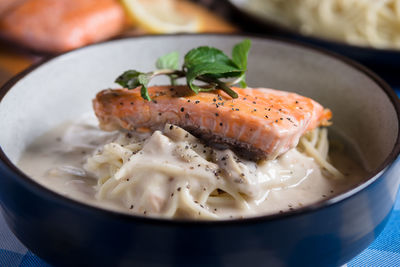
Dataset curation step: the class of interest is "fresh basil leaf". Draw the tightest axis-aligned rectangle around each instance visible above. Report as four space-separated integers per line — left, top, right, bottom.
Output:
138 74 151 101
239 77 247 88
115 70 143 89
184 46 232 69
138 73 150 86
205 71 243 80
186 62 241 93
115 39 252 101
140 85 151 101
232 39 251 88
232 39 251 70
156 51 179 70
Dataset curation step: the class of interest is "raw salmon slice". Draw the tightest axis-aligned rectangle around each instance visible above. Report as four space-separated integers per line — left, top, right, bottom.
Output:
93 86 331 160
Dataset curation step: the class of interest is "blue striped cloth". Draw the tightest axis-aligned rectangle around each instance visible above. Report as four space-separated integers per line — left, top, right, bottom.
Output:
0 93 399 267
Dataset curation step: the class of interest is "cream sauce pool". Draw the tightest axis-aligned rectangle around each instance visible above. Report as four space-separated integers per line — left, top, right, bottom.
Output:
17 114 366 219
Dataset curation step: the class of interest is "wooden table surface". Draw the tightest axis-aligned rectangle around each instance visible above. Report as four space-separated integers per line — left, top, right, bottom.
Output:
0 42 42 86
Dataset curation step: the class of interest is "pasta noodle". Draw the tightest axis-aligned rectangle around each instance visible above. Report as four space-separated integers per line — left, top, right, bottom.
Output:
244 0 400 49
84 124 343 219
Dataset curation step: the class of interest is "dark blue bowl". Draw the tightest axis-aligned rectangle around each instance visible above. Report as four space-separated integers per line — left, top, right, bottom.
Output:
0 34 400 267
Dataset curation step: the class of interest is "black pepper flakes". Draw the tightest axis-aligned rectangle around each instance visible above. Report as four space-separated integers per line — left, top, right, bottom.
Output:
195 100 200 104
220 122 223 126
215 113 219 117
180 107 184 112
177 187 181 192
169 125 173 130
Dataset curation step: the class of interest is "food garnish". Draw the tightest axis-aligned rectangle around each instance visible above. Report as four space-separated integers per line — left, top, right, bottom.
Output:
115 39 251 100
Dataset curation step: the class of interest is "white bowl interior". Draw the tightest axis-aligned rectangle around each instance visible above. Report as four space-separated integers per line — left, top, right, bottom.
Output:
0 35 398 173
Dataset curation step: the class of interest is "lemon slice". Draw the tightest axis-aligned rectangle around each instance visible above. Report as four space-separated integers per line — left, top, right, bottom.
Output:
121 0 200 34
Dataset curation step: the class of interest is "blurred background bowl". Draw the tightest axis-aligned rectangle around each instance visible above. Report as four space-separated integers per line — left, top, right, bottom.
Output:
217 0 400 86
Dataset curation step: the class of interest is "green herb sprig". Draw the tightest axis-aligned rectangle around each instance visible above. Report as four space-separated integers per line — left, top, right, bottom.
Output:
115 39 251 101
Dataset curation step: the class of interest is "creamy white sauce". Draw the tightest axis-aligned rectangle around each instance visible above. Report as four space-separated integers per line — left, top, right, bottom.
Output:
17 114 366 219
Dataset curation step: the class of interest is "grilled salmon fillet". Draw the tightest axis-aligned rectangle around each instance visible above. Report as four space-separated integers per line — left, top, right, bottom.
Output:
94 86 331 160
0 0 125 53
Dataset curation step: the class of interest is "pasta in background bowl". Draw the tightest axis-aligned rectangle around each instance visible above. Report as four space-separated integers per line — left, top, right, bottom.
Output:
223 0 400 85
0 34 399 266
237 0 400 50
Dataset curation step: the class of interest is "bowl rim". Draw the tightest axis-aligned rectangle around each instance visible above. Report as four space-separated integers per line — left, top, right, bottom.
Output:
223 0 400 55
1 33 400 226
